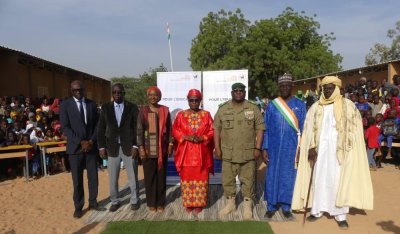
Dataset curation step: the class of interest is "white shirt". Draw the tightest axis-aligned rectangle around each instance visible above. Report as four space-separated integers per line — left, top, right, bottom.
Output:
114 101 124 127
73 97 86 124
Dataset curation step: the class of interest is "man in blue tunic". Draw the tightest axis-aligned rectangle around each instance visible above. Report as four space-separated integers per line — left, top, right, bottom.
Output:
262 73 306 219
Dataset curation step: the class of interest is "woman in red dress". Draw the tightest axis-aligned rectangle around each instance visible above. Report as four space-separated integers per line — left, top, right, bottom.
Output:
172 89 214 214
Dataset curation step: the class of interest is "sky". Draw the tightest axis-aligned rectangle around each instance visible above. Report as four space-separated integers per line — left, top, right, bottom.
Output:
0 0 399 80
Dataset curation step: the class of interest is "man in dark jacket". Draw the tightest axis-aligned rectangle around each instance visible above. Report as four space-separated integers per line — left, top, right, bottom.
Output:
60 80 101 219
97 83 140 212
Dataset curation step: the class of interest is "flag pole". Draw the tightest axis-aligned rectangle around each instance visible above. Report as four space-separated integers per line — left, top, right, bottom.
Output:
166 22 174 72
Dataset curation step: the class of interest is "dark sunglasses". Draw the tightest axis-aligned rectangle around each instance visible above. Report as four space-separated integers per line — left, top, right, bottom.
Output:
72 88 83 92
188 98 200 103
232 89 245 93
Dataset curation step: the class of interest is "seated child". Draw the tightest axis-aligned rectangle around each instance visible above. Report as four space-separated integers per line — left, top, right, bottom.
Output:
378 109 400 160
44 128 54 142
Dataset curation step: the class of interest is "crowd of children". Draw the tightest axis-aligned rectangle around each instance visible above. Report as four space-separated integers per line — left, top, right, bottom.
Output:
0 95 68 180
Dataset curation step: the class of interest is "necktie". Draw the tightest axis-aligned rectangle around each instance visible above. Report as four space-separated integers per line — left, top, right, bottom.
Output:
78 99 85 124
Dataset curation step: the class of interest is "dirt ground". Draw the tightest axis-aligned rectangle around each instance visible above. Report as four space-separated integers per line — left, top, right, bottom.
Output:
0 163 399 234
264 163 400 234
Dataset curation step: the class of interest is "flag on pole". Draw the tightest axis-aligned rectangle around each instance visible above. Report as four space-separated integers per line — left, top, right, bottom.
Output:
166 22 173 72
166 22 171 40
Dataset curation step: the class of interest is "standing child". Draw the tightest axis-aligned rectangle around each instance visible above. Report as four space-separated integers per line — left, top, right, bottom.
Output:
365 117 380 170
20 134 40 177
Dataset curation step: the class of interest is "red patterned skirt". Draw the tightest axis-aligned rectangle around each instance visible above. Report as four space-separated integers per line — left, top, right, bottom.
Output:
180 166 209 208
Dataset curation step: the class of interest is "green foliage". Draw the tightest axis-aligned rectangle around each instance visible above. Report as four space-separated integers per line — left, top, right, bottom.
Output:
110 64 167 105
190 9 251 71
190 7 342 98
365 20 400 65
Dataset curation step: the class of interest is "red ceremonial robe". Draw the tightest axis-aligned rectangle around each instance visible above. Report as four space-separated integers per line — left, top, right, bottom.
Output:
172 110 214 208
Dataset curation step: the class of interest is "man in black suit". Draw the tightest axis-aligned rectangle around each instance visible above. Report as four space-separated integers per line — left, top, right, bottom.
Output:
97 83 140 212
60 80 102 219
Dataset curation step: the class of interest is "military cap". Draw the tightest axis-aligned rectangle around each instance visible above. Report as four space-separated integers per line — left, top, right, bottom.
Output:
231 82 246 90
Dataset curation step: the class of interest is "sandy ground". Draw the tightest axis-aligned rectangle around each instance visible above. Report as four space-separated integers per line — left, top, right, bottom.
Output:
265 163 400 234
0 163 399 234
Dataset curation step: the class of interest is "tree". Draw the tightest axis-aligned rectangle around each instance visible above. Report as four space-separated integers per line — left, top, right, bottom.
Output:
190 9 250 71
365 21 400 65
110 64 167 105
245 8 342 97
190 7 342 98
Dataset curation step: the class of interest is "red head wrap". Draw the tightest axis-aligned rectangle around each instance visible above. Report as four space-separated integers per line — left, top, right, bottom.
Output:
187 89 202 99
147 86 162 96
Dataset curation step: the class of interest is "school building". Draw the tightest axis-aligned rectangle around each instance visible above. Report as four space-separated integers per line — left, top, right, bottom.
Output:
0 45 111 104
294 59 400 92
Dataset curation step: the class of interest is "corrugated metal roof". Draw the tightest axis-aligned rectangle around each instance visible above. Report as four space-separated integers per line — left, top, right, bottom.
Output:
0 45 107 81
294 58 400 83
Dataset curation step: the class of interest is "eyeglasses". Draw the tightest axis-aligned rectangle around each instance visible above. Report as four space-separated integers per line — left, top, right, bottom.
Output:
72 88 83 92
232 89 245 93
112 91 124 94
188 99 200 103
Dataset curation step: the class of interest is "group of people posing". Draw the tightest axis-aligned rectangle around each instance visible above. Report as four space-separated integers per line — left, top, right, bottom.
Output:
60 81 216 219
60 75 374 230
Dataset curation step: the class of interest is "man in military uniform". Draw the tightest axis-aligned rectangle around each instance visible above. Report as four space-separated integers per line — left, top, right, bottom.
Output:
214 82 265 220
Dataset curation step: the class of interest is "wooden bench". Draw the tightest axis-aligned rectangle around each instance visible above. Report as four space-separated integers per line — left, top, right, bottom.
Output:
0 145 33 180
36 141 67 176
381 141 400 147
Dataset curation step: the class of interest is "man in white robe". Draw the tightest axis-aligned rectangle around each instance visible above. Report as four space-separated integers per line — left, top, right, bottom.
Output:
291 76 373 230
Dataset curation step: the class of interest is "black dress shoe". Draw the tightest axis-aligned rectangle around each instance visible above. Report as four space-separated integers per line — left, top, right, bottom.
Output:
89 204 106 211
283 211 293 219
109 204 121 212
73 209 83 219
337 220 349 230
131 203 140 211
264 210 276 218
306 215 320 222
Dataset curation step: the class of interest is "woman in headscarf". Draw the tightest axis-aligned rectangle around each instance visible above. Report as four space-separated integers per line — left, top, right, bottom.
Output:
172 89 214 214
137 86 173 212
50 98 60 115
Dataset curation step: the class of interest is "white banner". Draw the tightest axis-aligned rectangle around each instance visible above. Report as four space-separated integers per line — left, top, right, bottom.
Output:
157 71 202 122
203 70 248 117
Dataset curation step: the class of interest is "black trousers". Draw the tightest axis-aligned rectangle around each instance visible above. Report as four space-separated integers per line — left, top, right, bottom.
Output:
69 153 98 211
142 157 167 207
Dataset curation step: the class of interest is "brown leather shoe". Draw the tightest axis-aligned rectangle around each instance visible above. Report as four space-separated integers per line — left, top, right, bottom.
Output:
157 206 165 212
